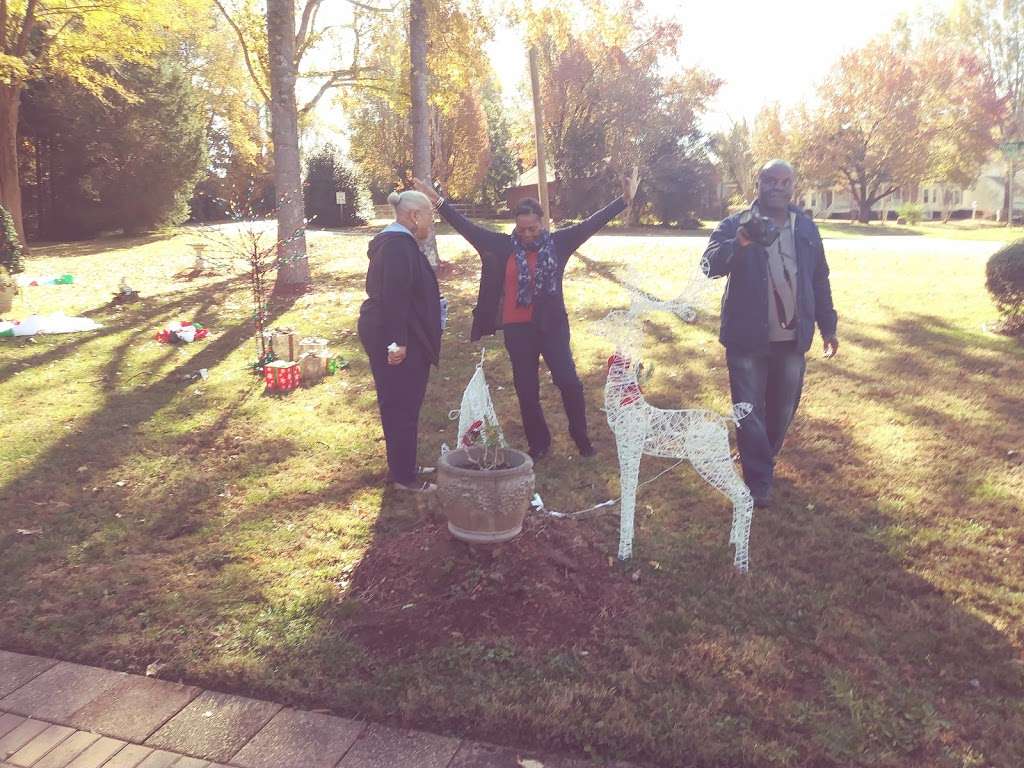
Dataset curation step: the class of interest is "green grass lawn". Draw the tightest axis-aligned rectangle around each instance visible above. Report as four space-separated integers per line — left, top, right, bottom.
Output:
460 215 1024 243
814 219 1024 241
1 225 1022 768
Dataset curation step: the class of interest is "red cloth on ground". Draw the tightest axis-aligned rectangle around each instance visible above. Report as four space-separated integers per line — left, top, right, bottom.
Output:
502 250 538 325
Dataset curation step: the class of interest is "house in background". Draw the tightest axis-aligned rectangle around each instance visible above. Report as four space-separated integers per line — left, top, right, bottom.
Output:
798 153 1024 221
505 164 561 218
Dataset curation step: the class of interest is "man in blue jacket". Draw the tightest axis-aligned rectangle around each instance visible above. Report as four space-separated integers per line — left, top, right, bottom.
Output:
703 159 839 508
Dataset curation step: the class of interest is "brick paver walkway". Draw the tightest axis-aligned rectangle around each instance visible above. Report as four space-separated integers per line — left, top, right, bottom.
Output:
1 651 637 768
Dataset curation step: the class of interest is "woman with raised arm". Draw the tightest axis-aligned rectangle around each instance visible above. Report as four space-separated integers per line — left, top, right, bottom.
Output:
413 171 639 460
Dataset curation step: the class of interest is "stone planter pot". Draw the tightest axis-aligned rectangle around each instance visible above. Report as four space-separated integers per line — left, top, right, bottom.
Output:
437 447 534 544
0 284 16 314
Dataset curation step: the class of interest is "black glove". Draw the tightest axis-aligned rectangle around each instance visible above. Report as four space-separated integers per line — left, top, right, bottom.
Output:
737 210 780 247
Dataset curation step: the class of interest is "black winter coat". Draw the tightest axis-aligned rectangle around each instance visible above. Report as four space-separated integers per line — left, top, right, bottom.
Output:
359 230 442 365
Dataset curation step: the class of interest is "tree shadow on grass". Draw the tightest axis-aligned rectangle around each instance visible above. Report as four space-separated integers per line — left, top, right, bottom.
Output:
4 241 1021 767
0 280 300 547
203 300 1022 767
0 274 250 388
27 232 172 259
224 395 1024 768
831 312 1023 507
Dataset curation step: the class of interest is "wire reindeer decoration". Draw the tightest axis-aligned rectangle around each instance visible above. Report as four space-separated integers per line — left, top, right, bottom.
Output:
593 260 755 572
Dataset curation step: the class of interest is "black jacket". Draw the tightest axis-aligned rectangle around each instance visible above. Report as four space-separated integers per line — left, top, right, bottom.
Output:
704 204 838 355
437 197 627 340
359 229 442 365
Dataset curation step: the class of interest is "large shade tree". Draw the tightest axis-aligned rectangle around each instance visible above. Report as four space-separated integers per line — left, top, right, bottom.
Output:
796 31 998 222
344 0 495 200
19 58 206 239
213 0 386 291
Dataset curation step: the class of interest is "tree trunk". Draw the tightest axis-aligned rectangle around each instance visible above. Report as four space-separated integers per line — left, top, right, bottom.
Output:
267 0 310 293
854 178 871 223
409 0 437 267
627 187 644 226
0 86 26 244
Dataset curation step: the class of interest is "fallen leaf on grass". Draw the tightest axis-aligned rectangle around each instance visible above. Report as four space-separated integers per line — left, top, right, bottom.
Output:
16 528 43 536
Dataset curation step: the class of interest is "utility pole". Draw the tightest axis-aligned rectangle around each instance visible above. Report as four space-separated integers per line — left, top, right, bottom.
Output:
529 47 551 229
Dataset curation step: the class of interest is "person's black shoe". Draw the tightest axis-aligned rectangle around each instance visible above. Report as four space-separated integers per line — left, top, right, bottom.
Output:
528 445 550 461
752 493 772 509
578 441 597 458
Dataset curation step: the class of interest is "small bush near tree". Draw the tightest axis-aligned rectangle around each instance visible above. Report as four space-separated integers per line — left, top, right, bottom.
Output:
986 240 1024 333
0 203 24 275
897 202 924 225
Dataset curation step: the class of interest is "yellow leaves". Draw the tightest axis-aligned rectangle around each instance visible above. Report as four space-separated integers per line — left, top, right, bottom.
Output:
7 0 210 95
0 53 29 86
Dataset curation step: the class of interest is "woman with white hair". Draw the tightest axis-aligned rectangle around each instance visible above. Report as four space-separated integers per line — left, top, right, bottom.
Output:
358 190 442 492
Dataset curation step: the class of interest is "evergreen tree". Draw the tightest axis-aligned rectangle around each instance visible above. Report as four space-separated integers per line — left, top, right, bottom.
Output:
477 85 522 210
19 59 207 239
304 145 367 228
0 204 23 274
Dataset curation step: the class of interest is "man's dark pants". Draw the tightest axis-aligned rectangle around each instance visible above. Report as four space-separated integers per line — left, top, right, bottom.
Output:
503 321 589 453
726 340 806 497
360 330 431 486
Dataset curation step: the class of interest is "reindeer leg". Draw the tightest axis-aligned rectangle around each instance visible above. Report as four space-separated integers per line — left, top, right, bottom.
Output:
613 414 645 561
690 431 754 573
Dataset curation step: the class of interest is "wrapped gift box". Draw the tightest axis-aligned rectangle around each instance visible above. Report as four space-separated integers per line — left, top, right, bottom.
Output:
268 328 300 361
264 360 301 392
299 352 329 386
299 337 329 356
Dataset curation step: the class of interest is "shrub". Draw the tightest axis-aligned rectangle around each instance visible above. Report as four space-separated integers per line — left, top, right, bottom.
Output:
0 203 23 275
304 145 368 228
897 202 924 225
986 240 1024 332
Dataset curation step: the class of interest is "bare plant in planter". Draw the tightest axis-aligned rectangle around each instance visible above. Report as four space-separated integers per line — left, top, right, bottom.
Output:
437 415 535 544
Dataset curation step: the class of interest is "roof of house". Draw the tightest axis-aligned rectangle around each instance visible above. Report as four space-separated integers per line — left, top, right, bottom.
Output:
513 164 558 188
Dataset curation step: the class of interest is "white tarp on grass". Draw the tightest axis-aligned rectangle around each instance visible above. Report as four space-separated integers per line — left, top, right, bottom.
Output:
0 314 103 337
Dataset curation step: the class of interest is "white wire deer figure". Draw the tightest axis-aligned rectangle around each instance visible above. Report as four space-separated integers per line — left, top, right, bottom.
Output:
596 264 755 572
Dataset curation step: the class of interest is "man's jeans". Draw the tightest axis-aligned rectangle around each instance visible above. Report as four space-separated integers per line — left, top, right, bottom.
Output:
726 341 806 497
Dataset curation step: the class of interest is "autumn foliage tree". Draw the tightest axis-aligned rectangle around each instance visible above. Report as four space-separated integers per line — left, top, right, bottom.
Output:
921 40 1002 220
951 0 1024 221
714 121 753 204
750 104 789 172
185 4 273 221
526 1 718 223
796 32 998 222
345 0 495 200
